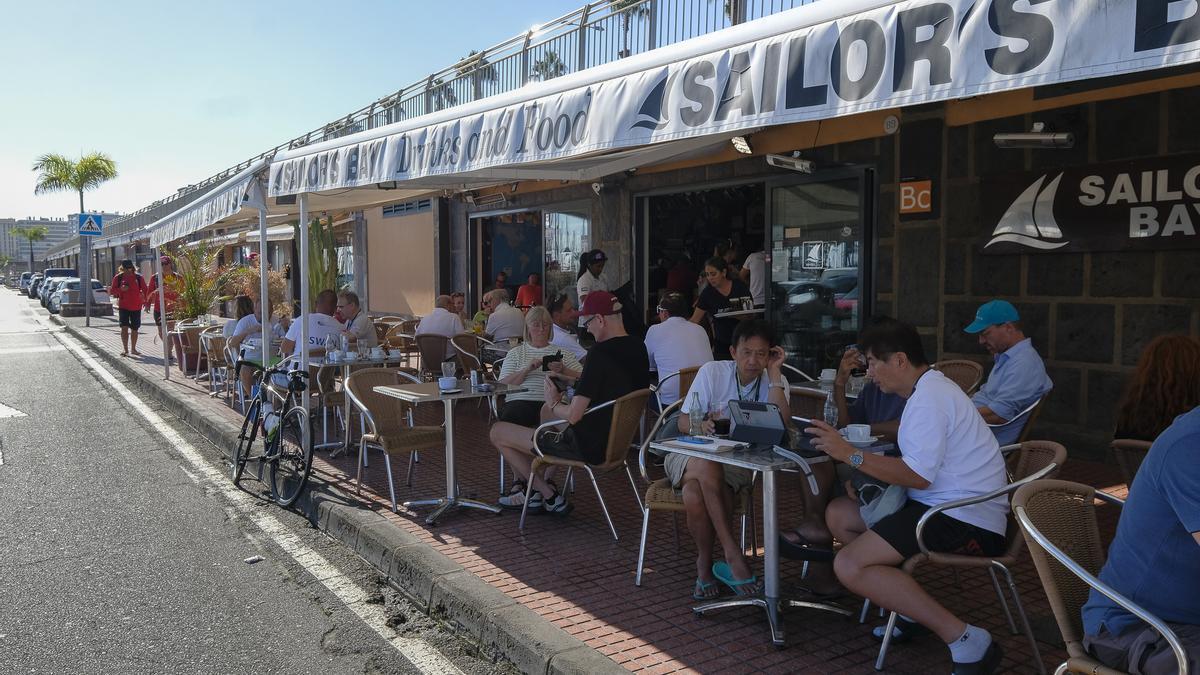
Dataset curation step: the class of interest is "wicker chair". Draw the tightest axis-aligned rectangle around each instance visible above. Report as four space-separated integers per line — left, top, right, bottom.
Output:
201 331 233 400
870 440 1068 672
1013 479 1189 675
989 394 1047 444
933 359 984 395
414 334 453 381
782 363 817 382
384 319 421 368
450 333 499 378
344 368 446 512
652 366 701 413
1110 438 1152 485
518 388 652 540
633 398 756 585
789 386 828 421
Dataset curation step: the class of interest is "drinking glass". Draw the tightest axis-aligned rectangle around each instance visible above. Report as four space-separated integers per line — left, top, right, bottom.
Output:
441 361 457 379
708 402 731 436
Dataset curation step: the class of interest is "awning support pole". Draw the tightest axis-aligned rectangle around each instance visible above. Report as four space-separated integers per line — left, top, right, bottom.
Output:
155 249 170 381
258 206 270 376
298 194 310 387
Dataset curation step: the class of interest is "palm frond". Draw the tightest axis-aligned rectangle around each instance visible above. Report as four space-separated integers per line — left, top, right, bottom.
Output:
31 153 76 195
75 152 119 190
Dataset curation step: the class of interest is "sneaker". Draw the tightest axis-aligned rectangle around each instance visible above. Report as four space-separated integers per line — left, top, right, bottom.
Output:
542 491 573 516
497 482 527 509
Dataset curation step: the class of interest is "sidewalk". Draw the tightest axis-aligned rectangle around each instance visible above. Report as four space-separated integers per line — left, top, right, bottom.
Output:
55 310 1130 674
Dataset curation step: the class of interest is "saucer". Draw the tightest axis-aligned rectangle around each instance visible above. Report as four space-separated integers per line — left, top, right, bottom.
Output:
842 434 881 447
439 388 462 395
343 354 359 362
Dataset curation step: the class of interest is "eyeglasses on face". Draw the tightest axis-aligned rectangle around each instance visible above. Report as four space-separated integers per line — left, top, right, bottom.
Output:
582 315 599 329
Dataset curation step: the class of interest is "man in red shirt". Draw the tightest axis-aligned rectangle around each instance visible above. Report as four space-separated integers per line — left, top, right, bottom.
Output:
144 255 182 331
515 272 543 309
109 259 146 356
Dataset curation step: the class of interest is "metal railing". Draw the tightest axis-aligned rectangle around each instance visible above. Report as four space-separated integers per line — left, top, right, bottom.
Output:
67 0 817 254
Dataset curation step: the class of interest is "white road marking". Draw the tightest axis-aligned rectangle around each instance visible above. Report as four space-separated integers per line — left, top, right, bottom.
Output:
0 402 27 419
0 345 67 355
54 330 463 675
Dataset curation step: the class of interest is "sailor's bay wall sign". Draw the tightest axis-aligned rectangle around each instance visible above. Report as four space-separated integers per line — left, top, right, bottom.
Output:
980 154 1200 255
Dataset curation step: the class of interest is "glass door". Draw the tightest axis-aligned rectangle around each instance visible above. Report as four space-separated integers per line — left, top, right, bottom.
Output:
767 169 873 378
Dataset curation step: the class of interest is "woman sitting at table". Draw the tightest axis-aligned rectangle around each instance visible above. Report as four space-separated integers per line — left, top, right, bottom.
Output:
228 297 265 398
494 307 582 428
1112 334 1200 442
690 256 753 360
666 320 789 600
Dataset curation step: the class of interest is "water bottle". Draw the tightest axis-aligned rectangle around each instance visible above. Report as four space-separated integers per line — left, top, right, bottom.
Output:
262 401 279 439
688 392 705 436
822 386 838 427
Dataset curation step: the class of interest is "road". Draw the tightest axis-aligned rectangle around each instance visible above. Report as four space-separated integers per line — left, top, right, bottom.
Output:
0 288 504 675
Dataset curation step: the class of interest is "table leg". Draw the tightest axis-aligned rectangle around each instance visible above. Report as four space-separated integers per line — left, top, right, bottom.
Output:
762 470 784 645
403 396 500 525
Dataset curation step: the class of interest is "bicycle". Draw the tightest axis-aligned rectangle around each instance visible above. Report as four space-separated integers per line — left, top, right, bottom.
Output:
232 358 313 507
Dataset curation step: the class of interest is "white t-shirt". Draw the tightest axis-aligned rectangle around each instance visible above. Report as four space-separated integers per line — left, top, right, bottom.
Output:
681 360 789 418
497 342 583 403
284 312 342 360
485 302 525 342
899 368 1009 536
644 317 713 405
575 270 609 304
743 251 767 306
551 324 588 362
417 307 465 360
233 314 264 356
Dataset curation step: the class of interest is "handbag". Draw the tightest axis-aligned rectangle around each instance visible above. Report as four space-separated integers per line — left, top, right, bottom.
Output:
536 425 585 461
851 470 907 528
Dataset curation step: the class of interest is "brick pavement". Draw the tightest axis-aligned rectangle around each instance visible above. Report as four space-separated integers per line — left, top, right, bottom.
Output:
62 313 1132 674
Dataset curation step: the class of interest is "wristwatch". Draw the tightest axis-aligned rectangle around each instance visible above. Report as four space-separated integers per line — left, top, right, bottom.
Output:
848 450 865 468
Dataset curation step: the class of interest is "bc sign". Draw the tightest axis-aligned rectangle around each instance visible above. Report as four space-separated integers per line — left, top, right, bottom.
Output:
78 213 103 237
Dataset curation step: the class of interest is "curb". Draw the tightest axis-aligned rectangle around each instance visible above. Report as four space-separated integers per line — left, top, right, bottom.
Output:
52 316 625 675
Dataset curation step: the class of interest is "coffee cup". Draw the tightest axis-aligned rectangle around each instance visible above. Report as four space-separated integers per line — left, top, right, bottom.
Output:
371 347 384 358
438 376 457 391
819 368 837 382
327 350 341 361
845 424 872 442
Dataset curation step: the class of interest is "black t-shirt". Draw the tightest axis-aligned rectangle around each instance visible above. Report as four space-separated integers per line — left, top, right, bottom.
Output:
571 334 650 460
697 279 753 348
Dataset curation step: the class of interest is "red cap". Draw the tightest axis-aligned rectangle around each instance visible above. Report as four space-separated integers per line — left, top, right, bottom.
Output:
578 290 621 317
159 255 173 265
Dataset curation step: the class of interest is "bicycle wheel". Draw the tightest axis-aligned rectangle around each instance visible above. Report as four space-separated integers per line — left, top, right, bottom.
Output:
269 406 313 507
232 398 262 483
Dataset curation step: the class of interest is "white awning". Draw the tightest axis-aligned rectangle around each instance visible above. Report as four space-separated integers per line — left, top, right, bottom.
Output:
189 224 295 248
147 159 270 248
269 0 1200 197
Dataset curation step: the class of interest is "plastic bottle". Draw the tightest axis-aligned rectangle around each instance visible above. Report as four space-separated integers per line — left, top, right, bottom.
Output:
688 392 705 435
262 401 279 439
822 386 838 427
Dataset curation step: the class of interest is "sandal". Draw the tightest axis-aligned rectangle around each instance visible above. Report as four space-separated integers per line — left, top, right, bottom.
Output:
778 532 835 562
692 578 720 601
711 561 761 597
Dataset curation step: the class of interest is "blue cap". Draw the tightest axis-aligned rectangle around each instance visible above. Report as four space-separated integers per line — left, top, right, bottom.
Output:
964 300 1019 334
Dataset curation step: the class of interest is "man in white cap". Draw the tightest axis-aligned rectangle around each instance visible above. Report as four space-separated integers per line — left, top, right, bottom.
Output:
963 299 1052 445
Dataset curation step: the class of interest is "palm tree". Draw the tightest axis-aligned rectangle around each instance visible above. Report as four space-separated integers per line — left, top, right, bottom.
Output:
32 152 118 216
13 225 48 273
531 51 566 82
429 77 458 112
456 50 498 100
611 0 649 58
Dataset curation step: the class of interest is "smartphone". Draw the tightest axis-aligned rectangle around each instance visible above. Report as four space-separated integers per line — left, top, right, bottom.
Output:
675 436 713 445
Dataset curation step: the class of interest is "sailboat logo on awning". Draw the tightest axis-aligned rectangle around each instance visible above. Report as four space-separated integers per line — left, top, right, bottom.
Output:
985 173 1069 250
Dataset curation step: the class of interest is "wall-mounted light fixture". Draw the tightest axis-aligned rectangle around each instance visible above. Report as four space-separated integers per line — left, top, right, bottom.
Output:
994 122 1074 149
731 136 753 155
765 152 814 173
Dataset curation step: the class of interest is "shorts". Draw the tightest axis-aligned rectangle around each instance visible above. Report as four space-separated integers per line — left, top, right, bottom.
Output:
118 308 142 329
870 499 1006 560
1085 623 1200 675
663 452 755 493
498 400 544 428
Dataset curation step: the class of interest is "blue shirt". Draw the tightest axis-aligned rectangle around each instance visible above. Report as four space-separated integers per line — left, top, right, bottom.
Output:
1082 407 1200 636
848 381 907 425
971 338 1052 445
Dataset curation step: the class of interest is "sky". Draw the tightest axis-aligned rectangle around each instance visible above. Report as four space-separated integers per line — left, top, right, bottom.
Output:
0 0 584 220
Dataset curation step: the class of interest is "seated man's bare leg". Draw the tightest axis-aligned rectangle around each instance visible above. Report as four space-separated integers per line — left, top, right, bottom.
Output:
832 511 966 643
681 477 716 583
826 495 868 544
683 458 752 580
489 421 555 495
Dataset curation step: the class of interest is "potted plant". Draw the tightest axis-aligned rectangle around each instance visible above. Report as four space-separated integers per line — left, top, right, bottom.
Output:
164 243 230 374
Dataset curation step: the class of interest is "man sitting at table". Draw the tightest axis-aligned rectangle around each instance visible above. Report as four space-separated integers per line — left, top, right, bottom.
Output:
484 288 524 343
337 290 378 350
664 320 789 600
964 299 1052 445
281 289 342 360
808 319 1009 674
644 291 711 406
490 291 648 515
417 295 465 361
547 294 587 362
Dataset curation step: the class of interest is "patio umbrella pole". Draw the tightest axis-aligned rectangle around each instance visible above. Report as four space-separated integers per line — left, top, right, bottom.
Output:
298 194 310 384
155 249 170 381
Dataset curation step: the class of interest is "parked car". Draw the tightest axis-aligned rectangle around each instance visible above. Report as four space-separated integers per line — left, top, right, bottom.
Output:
29 268 75 300
18 272 32 291
41 278 71 308
27 273 44 298
50 279 109 313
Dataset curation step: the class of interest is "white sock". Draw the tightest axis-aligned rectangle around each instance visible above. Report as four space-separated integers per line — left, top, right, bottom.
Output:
947 624 991 663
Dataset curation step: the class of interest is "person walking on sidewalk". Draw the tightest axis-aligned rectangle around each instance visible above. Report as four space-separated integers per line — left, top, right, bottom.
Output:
144 255 182 333
109 259 146 357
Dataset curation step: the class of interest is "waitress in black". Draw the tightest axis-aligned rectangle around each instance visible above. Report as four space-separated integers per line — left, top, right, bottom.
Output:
690 256 754 360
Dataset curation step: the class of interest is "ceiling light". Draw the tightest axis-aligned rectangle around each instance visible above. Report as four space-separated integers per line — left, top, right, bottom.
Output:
993 122 1074 149
731 136 753 155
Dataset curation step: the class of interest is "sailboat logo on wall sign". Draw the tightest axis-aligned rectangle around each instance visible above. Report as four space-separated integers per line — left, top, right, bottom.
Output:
985 173 1069 251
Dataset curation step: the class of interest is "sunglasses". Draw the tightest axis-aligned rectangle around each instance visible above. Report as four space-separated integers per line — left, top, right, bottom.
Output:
582 315 600 329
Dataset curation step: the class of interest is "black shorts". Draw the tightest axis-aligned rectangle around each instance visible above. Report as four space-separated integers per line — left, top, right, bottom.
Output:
153 309 163 326
118 308 142 330
871 499 1006 559
498 400 543 428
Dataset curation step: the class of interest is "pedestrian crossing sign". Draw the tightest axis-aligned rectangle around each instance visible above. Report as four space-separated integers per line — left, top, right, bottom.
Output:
78 213 103 236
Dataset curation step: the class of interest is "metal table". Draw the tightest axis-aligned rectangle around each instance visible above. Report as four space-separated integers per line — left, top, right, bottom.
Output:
374 379 527 525
649 436 894 646
315 353 405 455
712 308 765 319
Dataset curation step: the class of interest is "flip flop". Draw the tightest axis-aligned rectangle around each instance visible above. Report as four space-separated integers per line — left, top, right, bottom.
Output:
711 561 761 597
692 578 720 601
778 532 835 562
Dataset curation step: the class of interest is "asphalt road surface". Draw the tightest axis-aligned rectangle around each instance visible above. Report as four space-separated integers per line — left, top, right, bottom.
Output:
0 288 505 675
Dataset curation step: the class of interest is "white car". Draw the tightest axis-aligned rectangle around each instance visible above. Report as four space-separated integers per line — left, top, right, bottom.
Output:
49 279 110 314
